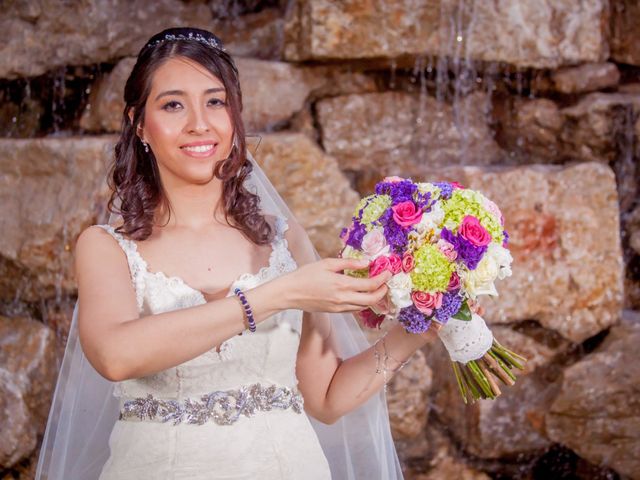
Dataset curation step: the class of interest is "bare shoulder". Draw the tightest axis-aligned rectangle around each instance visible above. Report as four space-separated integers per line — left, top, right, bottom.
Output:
281 216 316 265
75 225 122 263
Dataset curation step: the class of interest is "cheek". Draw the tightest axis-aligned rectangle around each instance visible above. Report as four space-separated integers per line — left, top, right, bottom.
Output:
144 113 181 145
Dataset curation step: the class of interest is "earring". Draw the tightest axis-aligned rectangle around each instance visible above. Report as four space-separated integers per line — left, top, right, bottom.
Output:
232 136 237 149
142 140 149 153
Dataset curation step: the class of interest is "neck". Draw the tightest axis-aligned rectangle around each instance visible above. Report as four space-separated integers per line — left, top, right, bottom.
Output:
155 179 228 230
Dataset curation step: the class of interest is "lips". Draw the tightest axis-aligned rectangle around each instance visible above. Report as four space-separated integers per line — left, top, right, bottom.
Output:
179 141 218 158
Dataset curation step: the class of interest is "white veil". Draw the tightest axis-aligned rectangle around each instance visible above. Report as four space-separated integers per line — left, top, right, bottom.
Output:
35 151 403 479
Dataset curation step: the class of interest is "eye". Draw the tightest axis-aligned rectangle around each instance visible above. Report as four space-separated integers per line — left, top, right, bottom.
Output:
208 97 226 107
162 100 182 112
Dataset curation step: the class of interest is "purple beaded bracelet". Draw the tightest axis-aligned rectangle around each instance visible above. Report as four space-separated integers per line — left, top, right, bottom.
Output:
233 287 256 332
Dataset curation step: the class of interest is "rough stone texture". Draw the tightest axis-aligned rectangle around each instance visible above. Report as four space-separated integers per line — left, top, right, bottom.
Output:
551 63 620 94
0 315 57 468
628 204 640 256
426 336 561 459
80 58 135 133
0 137 114 302
412 457 491 480
611 0 640 66
284 0 609 68
546 310 640 480
0 0 213 79
386 350 432 440
251 132 359 257
401 162 624 344
317 91 503 174
561 92 640 165
237 58 324 132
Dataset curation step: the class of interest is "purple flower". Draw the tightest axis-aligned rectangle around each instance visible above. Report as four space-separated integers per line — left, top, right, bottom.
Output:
375 180 417 205
502 230 509 248
345 221 367 249
379 209 408 254
415 191 433 211
399 305 431 333
435 292 463 324
434 182 453 200
441 228 487 270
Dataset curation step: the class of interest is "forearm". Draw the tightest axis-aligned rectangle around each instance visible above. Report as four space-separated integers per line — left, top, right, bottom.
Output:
323 323 433 420
96 280 283 381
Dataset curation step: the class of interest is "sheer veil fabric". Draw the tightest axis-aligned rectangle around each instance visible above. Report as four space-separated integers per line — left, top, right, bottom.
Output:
35 151 403 479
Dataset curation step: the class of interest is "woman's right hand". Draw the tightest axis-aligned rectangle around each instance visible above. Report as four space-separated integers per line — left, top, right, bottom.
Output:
276 257 392 313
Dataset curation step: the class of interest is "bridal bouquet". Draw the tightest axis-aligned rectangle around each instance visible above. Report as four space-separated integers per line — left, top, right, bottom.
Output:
339 176 526 403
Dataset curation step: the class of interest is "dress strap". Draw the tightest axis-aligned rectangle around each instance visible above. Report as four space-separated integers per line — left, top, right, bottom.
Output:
96 224 146 311
271 215 290 245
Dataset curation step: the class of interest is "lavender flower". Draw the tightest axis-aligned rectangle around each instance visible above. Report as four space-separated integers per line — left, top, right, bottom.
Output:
399 305 431 333
434 182 453 200
435 292 463 324
345 221 367 249
502 229 509 248
415 191 433 211
441 228 487 270
375 179 417 205
379 209 408 254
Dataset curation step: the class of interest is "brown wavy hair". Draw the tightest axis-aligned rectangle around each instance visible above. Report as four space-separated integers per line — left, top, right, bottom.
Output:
108 28 272 245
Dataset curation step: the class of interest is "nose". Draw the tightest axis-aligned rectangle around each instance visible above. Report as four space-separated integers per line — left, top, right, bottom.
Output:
185 105 210 134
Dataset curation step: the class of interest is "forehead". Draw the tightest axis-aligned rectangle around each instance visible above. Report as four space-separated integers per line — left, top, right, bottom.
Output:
150 56 224 93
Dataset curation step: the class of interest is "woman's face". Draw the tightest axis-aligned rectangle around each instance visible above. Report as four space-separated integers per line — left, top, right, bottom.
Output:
140 56 234 186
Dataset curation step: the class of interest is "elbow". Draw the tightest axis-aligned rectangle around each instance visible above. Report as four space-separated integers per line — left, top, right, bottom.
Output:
308 403 343 425
88 350 130 382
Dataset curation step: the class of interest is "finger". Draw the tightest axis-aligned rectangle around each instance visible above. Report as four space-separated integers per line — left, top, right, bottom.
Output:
325 257 369 273
345 270 392 291
342 285 389 309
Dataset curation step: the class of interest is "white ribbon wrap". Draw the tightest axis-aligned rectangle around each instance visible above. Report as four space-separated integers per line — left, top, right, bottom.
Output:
437 313 494 363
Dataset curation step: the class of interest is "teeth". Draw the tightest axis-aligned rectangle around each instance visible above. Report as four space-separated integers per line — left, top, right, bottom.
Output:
183 144 214 153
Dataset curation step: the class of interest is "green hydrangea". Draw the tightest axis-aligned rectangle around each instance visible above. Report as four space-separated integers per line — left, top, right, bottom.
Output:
355 194 392 225
416 182 441 201
410 244 454 292
442 189 503 242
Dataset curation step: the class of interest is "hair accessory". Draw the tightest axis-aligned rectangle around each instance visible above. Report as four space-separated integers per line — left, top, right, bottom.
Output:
145 31 225 52
233 287 256 332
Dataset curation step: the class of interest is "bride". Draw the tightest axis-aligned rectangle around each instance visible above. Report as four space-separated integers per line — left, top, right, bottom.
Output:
36 28 438 480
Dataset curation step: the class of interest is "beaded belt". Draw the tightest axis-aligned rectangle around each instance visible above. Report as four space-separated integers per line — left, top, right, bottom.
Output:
119 383 303 426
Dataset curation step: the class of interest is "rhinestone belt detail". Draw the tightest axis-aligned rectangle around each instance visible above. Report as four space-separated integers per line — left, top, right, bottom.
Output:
119 383 303 426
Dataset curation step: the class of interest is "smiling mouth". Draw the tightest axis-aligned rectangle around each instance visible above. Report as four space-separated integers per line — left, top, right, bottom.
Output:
180 144 216 153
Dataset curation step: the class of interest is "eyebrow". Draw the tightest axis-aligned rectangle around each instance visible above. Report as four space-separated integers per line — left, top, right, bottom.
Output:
154 87 225 101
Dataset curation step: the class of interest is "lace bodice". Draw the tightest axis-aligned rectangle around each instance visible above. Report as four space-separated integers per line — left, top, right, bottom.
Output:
97 216 301 400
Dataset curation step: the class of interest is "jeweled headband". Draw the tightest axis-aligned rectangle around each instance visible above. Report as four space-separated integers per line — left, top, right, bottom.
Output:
142 28 226 53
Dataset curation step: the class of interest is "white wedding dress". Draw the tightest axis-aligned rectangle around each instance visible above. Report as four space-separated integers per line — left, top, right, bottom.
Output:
94 215 331 480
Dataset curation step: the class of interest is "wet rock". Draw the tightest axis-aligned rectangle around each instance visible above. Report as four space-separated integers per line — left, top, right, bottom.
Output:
284 0 608 69
387 350 432 440
551 63 620 94
237 58 324 132
560 92 640 164
0 315 57 468
80 58 135 133
405 162 624 344
546 310 640 479
611 0 640 66
425 328 562 459
317 91 503 174
0 0 213 79
252 132 359 257
0 137 114 302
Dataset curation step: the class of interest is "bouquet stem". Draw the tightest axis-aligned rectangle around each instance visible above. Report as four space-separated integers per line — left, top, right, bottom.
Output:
451 339 526 404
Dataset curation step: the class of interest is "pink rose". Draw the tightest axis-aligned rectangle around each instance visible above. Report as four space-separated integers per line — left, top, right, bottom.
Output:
451 181 465 189
437 239 458 261
447 272 460 291
369 256 392 276
392 201 423 227
401 253 414 273
383 176 404 183
357 308 385 329
388 254 402 274
411 291 444 315
361 228 387 258
459 215 491 247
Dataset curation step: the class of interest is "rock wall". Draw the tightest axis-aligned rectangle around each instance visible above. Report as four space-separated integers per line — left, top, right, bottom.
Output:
0 1 638 479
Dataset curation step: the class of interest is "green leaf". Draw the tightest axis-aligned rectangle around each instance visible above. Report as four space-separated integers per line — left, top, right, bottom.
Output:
451 301 472 321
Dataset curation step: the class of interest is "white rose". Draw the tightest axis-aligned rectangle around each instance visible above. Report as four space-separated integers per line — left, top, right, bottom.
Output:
461 255 499 298
415 202 445 233
387 272 414 309
487 243 513 280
